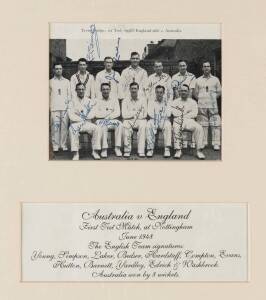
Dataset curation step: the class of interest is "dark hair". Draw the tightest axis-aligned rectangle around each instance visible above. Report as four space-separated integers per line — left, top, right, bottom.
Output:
202 61 211 67
101 82 111 90
155 85 165 92
129 82 139 89
177 59 188 65
76 82 85 89
78 58 88 64
53 62 62 68
104 56 114 62
181 84 189 90
130 51 140 58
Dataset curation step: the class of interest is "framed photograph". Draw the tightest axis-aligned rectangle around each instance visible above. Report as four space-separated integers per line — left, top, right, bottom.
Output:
49 23 222 161
0 0 265 299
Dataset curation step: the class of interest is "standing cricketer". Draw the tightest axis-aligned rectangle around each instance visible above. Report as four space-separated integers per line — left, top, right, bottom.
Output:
194 61 222 150
49 63 70 152
120 52 148 99
147 61 172 102
95 56 123 100
70 58 95 100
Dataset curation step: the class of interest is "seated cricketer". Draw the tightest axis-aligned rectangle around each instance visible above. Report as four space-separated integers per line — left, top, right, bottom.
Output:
171 84 205 160
95 82 123 158
68 83 101 161
122 82 147 157
146 85 172 158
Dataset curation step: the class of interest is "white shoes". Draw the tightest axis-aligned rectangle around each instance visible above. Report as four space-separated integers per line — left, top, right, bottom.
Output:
92 150 101 160
124 152 130 157
53 147 59 152
73 151 101 160
101 148 123 158
146 150 153 157
115 147 122 157
62 146 68 151
174 150 182 159
101 149 108 158
196 150 205 160
164 148 171 158
213 145 220 151
72 152 79 161
124 152 145 157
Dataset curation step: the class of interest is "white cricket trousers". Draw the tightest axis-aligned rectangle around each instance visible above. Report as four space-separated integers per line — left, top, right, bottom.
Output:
96 119 123 149
173 118 204 150
123 119 146 154
69 121 101 152
50 110 69 150
146 119 172 150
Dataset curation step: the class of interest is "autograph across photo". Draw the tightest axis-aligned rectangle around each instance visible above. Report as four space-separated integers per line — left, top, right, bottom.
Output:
49 23 222 161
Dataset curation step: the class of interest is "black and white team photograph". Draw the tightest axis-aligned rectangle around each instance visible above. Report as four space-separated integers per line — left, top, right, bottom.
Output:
49 23 222 161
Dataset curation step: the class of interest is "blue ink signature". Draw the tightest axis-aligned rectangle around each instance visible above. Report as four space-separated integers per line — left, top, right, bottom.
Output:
171 105 184 147
146 106 168 148
86 24 101 61
146 126 156 149
69 102 96 135
105 72 119 84
52 98 70 132
113 37 121 61
153 105 167 128
125 106 144 145
53 116 61 132
79 102 94 121
97 119 119 127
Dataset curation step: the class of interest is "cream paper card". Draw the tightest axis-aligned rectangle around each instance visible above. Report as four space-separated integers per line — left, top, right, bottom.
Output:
1 0 266 299
22 203 248 282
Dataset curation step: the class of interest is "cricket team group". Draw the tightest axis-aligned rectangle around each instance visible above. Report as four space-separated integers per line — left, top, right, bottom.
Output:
49 52 222 160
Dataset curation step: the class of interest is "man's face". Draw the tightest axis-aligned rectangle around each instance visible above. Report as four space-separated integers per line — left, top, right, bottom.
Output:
180 86 189 99
78 61 87 73
178 61 187 74
54 65 63 76
155 88 164 101
202 62 211 75
76 85 85 98
101 85 111 98
130 85 139 98
104 59 113 71
154 62 163 74
130 54 140 68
